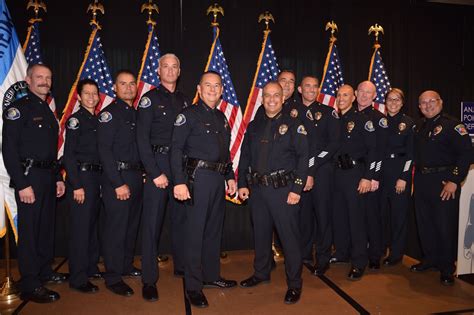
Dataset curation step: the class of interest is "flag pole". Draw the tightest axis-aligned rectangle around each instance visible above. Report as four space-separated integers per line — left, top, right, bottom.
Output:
0 220 19 302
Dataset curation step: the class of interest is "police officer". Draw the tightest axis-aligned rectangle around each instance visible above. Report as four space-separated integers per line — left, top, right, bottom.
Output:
2 64 66 303
137 54 188 301
331 84 377 280
171 71 237 308
98 70 143 296
355 81 388 270
238 81 308 304
379 88 415 266
412 90 473 285
64 79 102 293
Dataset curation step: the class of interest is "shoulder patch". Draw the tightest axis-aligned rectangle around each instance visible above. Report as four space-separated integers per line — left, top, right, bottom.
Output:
67 117 80 130
331 109 339 119
174 113 186 126
99 111 112 123
454 124 468 136
290 108 298 118
379 117 388 128
306 110 314 121
297 124 307 135
139 96 152 108
5 107 20 120
365 120 375 132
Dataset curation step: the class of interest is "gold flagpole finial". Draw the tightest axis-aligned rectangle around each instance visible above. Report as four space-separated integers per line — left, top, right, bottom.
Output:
325 21 338 43
368 24 384 48
206 3 224 27
26 0 47 24
258 11 275 31
87 0 105 29
141 0 159 27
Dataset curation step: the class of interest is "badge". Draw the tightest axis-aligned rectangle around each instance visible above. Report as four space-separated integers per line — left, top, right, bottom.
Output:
433 125 443 136
398 122 406 131
139 96 151 108
454 124 468 136
297 125 307 135
224 117 230 130
306 110 314 121
174 113 186 126
290 108 298 118
331 109 339 119
99 111 112 123
379 117 388 128
279 124 288 135
5 107 20 120
67 117 80 130
365 120 375 132
347 121 355 132
315 112 322 121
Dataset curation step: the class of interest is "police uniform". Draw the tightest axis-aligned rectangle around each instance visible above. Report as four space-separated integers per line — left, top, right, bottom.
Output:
360 106 389 265
238 111 308 289
64 107 101 288
414 112 472 277
380 112 415 263
97 99 143 286
136 86 188 286
170 100 234 292
332 106 376 270
302 103 341 268
2 92 61 294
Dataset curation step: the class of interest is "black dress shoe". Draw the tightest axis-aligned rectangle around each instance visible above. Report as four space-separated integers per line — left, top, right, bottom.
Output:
410 262 436 273
329 257 349 264
174 270 184 278
42 272 68 284
71 281 99 294
383 257 402 266
368 260 381 270
186 290 208 308
313 263 329 276
440 274 454 286
21 286 60 303
347 267 364 281
106 280 134 296
284 288 301 304
239 276 270 288
123 267 142 277
88 272 104 280
271 258 277 270
142 284 158 301
203 277 237 289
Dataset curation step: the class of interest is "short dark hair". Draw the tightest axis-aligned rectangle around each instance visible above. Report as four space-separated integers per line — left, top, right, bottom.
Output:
26 63 52 77
114 69 136 83
277 69 295 80
76 79 99 95
199 70 221 84
300 75 320 85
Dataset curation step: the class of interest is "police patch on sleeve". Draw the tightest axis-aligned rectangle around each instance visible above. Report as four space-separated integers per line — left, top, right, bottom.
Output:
139 96 152 108
99 111 112 123
331 109 339 119
67 117 80 130
454 124 468 136
297 125 307 135
365 120 375 132
174 113 186 126
379 117 388 128
5 107 20 120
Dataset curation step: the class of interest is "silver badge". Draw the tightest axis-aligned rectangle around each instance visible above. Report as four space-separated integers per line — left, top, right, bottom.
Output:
67 117 80 130
174 113 186 126
139 96 152 108
99 111 112 123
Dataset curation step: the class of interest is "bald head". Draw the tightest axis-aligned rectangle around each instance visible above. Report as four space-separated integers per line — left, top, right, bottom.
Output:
418 90 443 119
356 80 376 109
262 81 284 117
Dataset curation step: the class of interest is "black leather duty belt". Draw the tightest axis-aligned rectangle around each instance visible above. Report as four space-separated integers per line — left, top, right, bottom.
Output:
246 170 295 188
116 161 144 172
78 162 102 172
419 165 453 175
22 159 57 169
185 157 232 175
152 145 170 154
335 154 365 170
386 152 406 159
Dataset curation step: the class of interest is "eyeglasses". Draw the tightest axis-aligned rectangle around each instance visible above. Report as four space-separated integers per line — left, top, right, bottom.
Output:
419 98 440 106
386 97 402 103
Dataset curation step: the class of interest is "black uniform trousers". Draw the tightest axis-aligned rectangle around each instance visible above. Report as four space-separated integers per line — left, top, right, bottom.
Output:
102 170 143 285
299 190 315 262
250 185 303 289
366 188 384 262
380 160 410 261
67 171 101 287
414 171 459 275
332 165 368 269
141 154 186 285
16 168 56 293
184 169 226 291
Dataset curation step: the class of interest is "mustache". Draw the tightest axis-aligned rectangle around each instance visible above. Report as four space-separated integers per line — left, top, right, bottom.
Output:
37 84 50 88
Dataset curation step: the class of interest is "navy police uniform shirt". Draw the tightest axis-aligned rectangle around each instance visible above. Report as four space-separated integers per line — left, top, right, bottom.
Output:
2 91 59 190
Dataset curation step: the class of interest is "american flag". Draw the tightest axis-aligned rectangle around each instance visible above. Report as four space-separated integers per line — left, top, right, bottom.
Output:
316 42 344 107
133 25 161 108
58 26 115 157
22 21 56 114
368 47 391 115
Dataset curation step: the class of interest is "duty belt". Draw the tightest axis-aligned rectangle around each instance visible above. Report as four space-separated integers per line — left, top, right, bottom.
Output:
184 157 232 176
152 144 170 154
335 154 365 170
22 158 58 176
246 170 295 189
78 162 102 172
386 152 406 159
116 161 144 172
419 165 453 175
